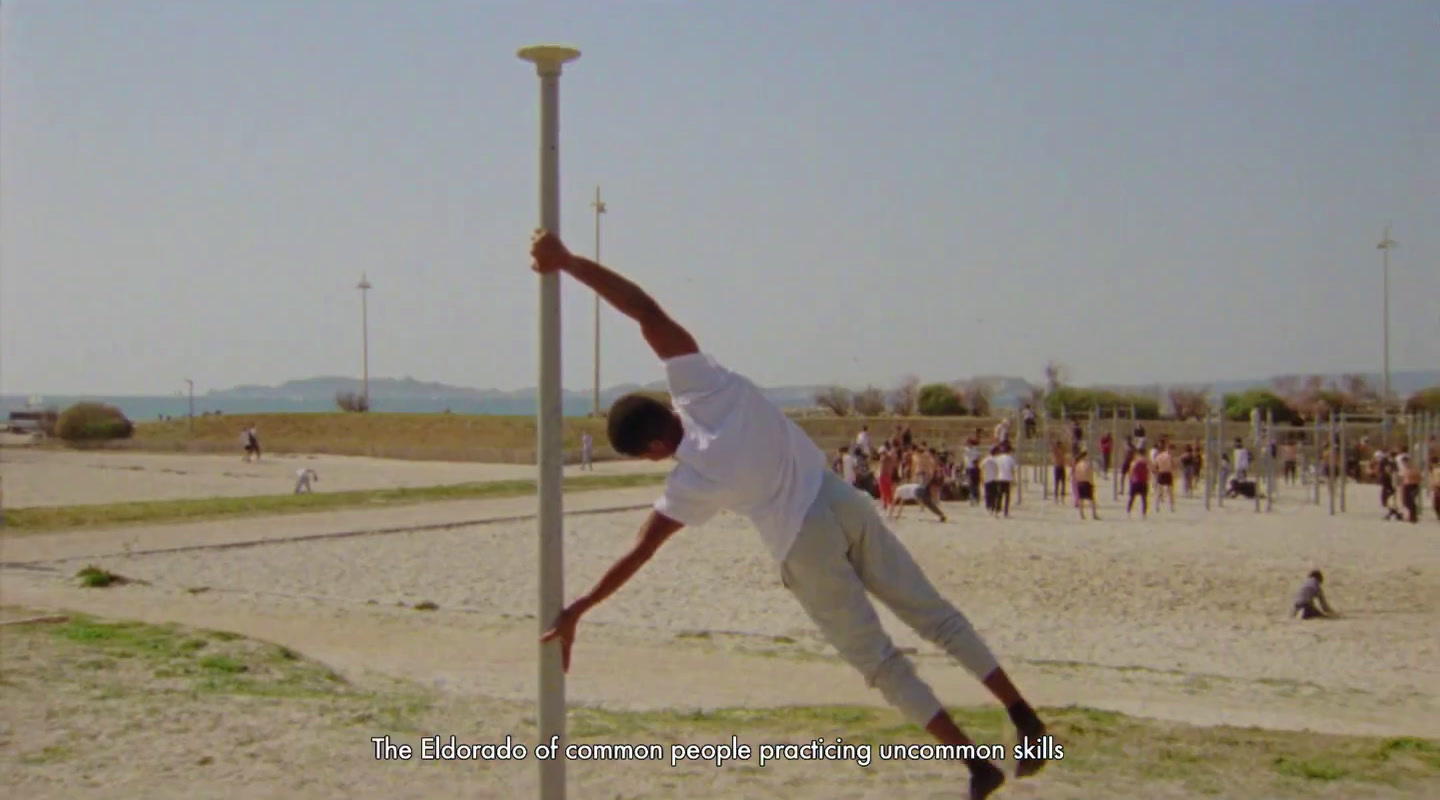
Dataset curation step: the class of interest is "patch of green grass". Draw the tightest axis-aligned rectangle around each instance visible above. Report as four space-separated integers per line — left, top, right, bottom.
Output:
75 565 130 587
561 703 1439 795
2 473 665 534
39 615 352 700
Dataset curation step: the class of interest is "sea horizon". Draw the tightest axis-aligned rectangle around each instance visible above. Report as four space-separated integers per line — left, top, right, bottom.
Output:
1 394 600 420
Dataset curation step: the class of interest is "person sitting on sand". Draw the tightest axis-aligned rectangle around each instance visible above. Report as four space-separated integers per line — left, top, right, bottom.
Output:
1072 450 1099 520
1292 570 1336 620
529 230 1046 799
293 468 319 494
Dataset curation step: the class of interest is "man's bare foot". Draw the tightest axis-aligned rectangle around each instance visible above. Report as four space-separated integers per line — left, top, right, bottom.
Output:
970 760 1006 799
1014 725 1051 778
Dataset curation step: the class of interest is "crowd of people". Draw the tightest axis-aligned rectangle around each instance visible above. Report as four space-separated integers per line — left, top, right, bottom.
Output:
831 416 1440 523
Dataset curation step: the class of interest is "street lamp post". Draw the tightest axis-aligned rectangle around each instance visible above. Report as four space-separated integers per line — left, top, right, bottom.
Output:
1377 225 1397 408
592 186 606 417
184 379 194 434
357 274 373 410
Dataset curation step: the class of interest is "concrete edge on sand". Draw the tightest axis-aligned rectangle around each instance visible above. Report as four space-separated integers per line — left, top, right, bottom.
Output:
0 502 655 568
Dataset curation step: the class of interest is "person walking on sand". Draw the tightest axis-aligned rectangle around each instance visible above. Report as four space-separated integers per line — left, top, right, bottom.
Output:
1429 455 1440 522
1050 439 1068 504
1153 443 1176 513
580 432 594 471
1127 449 1151 518
1399 454 1422 524
1072 449 1099 520
994 444 1018 518
241 426 261 462
528 231 1048 798
980 446 1000 516
877 447 897 511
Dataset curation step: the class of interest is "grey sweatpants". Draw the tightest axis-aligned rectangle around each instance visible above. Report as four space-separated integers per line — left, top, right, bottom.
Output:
780 471 1000 726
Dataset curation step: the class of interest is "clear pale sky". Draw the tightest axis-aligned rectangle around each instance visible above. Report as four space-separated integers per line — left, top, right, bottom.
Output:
3 0 1437 396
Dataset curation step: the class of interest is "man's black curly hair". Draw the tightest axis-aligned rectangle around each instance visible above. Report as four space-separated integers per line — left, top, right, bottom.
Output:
607 393 675 457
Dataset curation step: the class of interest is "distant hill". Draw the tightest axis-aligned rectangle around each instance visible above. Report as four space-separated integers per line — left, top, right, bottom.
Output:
205 369 1439 411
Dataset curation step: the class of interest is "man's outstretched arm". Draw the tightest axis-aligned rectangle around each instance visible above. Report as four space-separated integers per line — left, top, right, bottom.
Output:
540 511 684 670
530 230 698 360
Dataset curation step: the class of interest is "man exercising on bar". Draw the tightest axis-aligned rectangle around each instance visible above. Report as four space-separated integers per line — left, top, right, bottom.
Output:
531 231 1050 798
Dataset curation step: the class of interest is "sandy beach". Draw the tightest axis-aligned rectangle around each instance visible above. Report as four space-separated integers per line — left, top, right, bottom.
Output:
3 451 1438 798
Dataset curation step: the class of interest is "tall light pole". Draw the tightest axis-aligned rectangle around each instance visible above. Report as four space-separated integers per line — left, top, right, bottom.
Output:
1377 225 1397 407
591 186 606 417
357 274 372 410
518 42 580 800
183 378 194 434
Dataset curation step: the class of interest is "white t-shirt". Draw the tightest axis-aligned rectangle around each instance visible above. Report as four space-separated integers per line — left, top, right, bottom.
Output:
963 445 980 468
856 431 871 452
581 433 593 450
1234 448 1251 471
841 453 857 484
996 453 1018 482
894 483 922 502
980 455 999 482
652 353 827 563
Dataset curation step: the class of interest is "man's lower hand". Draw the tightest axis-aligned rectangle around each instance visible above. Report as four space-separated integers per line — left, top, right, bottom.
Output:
540 603 582 672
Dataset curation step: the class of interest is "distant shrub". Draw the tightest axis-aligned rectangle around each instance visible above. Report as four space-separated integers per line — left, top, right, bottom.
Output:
917 383 966 416
1221 389 1299 424
56 402 134 442
335 391 370 412
852 386 887 417
1405 387 1440 414
1044 388 1162 420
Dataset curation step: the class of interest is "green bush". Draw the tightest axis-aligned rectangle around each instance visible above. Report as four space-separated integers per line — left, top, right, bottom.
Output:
1044 388 1161 420
917 383 966 416
1405 387 1440 414
1221 389 1298 424
57 402 134 442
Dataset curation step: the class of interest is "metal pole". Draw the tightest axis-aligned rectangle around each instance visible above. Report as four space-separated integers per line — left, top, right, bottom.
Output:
185 379 194 435
1378 225 1396 407
357 274 372 409
519 42 580 800
591 186 606 418
1339 412 1348 512
1204 413 1212 510
1112 406 1120 501
1265 409 1274 513
1328 411 1337 516
1217 411 1225 507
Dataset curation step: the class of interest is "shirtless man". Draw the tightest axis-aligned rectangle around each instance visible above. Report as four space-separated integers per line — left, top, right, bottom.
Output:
1430 455 1440 521
1127 449 1151 518
910 447 948 522
1050 439 1068 504
1399 454 1422 524
1072 449 1099 520
1153 444 1176 513
1281 439 1298 485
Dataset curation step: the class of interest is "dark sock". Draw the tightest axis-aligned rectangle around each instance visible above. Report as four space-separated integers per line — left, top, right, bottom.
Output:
1007 701 1042 733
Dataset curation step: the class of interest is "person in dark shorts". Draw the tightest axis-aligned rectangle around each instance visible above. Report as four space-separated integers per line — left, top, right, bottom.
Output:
1050 440 1068 504
241 426 261 462
1153 443 1176 513
1292 570 1335 619
1072 449 1099 520
1127 450 1150 518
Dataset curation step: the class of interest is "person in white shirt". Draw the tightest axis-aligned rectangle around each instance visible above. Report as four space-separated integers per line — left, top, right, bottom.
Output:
528 231 1045 796
980 449 1000 515
995 446 1018 518
293 468 318 494
580 432 594 471
856 426 873 457
839 447 858 485
1233 439 1251 480
963 437 983 507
